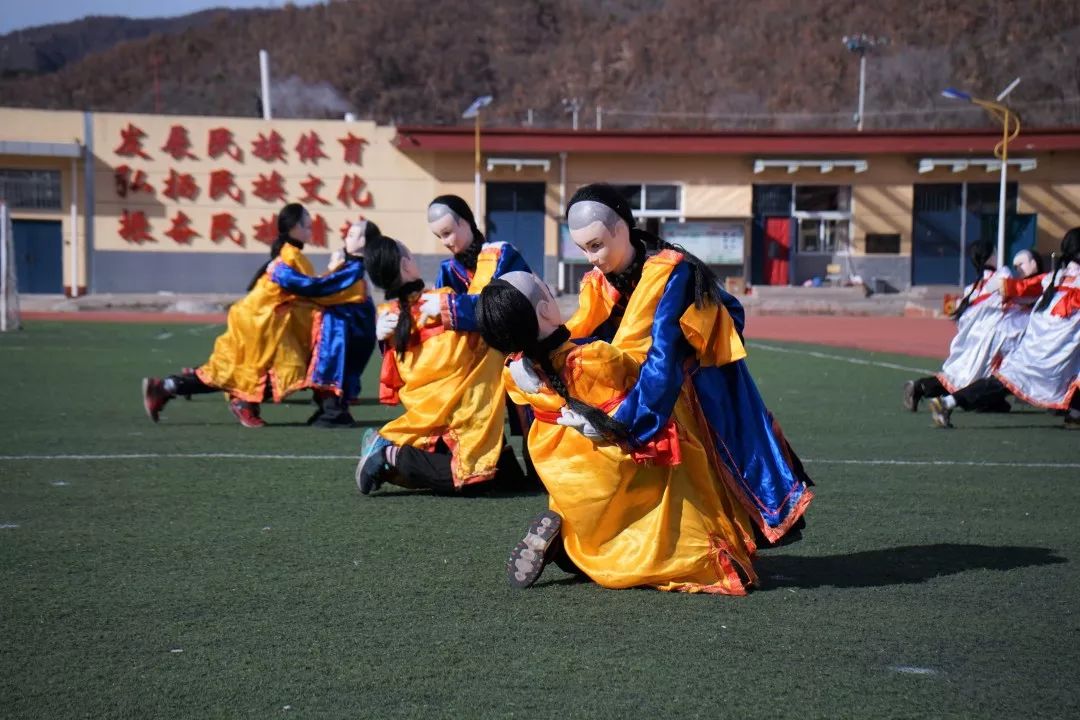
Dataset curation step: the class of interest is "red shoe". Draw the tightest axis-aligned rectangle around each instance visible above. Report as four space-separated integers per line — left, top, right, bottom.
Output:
142 377 171 422
228 399 266 428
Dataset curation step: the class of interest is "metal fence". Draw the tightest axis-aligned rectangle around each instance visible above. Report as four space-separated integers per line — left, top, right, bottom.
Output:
0 169 62 211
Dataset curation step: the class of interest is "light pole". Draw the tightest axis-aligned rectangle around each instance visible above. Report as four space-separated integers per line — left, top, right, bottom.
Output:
843 34 888 131
941 79 1022 269
462 95 493 216
562 97 583 131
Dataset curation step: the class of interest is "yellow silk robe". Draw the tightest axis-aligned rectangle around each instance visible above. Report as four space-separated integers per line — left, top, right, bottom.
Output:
567 250 745 368
506 340 758 594
377 288 508 488
564 251 813 544
197 243 320 402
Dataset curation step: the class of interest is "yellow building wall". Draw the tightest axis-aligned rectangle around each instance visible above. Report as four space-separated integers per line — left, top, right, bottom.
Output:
0 109 89 291
89 111 431 256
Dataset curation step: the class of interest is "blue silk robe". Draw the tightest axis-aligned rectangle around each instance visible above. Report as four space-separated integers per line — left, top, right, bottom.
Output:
269 257 376 400
567 249 813 543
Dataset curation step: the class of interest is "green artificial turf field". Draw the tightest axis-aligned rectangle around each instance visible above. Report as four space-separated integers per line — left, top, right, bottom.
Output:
1 321 1078 719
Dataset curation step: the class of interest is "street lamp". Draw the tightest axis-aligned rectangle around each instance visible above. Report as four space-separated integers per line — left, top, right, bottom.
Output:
941 78 1022 269
462 95 494 215
562 97 583 131
843 34 888 131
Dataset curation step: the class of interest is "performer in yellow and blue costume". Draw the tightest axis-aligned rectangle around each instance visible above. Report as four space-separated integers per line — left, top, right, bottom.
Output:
354 233 524 495
560 184 813 546
268 220 380 427
420 194 532 332
478 272 757 594
142 204 338 428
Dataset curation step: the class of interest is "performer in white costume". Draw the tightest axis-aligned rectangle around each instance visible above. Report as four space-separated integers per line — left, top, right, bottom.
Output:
904 243 1043 412
930 230 1080 429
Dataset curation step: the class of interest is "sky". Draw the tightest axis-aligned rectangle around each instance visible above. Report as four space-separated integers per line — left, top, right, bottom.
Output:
0 0 324 34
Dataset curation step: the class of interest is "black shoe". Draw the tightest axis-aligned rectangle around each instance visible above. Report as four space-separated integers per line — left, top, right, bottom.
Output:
903 380 922 412
506 510 563 589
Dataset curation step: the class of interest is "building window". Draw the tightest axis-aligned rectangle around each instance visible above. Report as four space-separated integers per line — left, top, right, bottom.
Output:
798 218 850 253
0 169 62 210
612 183 681 217
866 233 901 254
794 185 852 253
794 185 851 213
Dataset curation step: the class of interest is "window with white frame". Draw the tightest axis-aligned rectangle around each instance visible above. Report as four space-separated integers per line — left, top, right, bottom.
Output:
612 183 682 217
794 185 851 253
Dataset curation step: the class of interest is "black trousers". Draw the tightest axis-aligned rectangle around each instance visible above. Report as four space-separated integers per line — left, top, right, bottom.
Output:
953 377 1011 411
913 376 947 398
167 372 218 397
393 441 527 494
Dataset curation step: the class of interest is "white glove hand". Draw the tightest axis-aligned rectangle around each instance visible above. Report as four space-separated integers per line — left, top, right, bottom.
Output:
508 357 542 393
556 406 604 440
418 292 442 324
376 312 399 341
327 249 345 272
984 275 1005 295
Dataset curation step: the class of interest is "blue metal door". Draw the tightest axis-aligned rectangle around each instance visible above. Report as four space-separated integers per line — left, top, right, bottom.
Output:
13 220 63 293
485 182 546 278
912 209 963 285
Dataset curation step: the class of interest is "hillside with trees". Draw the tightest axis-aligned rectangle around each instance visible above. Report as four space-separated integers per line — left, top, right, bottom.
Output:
1 0 1078 130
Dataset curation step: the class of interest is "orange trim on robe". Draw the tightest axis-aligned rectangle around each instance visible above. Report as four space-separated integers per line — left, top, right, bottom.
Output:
375 289 507 488
507 340 758 594
196 243 317 402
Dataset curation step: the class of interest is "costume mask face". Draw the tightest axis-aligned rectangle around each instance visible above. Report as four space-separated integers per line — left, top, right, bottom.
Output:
501 271 562 339
344 221 367 255
1012 250 1039 278
567 200 634 274
427 203 474 254
397 241 421 283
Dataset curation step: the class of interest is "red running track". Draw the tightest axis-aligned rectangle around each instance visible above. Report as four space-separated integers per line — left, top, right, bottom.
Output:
23 311 955 359
744 315 953 359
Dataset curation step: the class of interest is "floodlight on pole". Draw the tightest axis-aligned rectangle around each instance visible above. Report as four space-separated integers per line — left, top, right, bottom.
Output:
843 34 888 131
940 79 1022 269
462 95 493 217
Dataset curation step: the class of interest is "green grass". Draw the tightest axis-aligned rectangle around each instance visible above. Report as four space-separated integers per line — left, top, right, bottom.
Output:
1 321 1078 719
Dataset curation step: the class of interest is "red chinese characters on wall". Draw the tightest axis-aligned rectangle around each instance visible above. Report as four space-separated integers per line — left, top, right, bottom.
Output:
165 211 199 245
309 214 329 248
111 123 382 250
253 216 278 245
337 175 373 208
296 132 328 164
299 174 329 205
252 171 287 204
252 131 287 163
208 169 243 203
114 165 154 198
207 128 242 161
119 210 154 244
210 213 244 246
339 133 368 165
114 123 152 159
161 125 198 160
163 170 199 201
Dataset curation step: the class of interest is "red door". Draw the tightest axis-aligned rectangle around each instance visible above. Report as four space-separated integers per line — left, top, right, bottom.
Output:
763 217 791 286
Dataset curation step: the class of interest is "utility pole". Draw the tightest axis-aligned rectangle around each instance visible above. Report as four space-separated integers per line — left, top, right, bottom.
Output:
843 34 889 131
563 97 583 131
